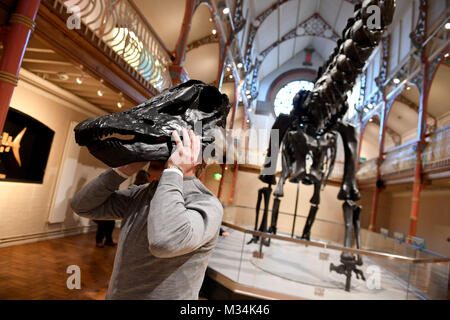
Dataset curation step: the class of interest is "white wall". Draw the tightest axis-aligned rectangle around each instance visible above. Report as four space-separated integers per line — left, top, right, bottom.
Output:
0 70 125 247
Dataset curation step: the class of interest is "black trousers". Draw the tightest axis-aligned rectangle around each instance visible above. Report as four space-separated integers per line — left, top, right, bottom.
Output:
94 220 115 243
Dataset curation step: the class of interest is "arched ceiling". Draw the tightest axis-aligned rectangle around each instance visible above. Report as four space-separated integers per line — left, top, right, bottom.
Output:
133 0 186 51
184 43 220 84
428 65 450 119
250 0 355 79
186 4 216 44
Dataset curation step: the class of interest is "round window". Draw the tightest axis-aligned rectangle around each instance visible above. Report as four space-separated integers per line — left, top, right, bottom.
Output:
273 80 314 116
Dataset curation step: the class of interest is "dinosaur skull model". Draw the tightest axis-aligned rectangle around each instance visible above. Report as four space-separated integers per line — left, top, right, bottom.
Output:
74 80 230 167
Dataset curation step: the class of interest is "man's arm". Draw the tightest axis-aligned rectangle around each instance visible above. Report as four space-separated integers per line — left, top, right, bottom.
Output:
147 170 223 258
70 168 133 220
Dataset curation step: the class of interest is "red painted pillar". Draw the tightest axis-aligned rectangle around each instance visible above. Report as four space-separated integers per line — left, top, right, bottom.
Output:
368 101 387 232
228 84 246 205
217 164 226 201
0 0 41 132
368 180 381 231
170 0 195 84
409 61 430 241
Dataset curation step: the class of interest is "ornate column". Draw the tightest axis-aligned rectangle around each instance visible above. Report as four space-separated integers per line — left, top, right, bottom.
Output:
408 0 429 241
0 0 41 132
368 35 390 231
227 80 245 204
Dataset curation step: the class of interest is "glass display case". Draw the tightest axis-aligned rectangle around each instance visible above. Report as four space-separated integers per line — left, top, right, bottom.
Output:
206 206 450 300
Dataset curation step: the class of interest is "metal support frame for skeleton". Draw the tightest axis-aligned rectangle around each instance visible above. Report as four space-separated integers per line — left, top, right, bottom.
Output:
250 0 396 292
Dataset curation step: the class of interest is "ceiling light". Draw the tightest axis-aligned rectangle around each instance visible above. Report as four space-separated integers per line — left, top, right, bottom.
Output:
57 72 69 81
229 74 233 79
237 62 243 69
76 77 83 84
246 119 250 123
406 86 411 90
445 22 450 30
445 53 449 58
209 18 213 22
368 103 373 109
97 90 103 97
223 7 230 15
393 78 400 84
246 90 250 95
247 94 251 99
212 29 217 35
239 97 243 102
226 67 231 72
117 102 123 108
369 119 373 122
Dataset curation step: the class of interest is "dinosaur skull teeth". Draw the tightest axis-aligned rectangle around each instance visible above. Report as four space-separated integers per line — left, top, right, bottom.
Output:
99 132 136 141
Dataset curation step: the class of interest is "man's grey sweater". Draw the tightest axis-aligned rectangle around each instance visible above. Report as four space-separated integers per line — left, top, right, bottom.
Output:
70 168 223 300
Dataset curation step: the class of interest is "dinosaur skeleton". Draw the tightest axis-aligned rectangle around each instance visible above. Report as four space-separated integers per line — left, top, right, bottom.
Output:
250 0 396 292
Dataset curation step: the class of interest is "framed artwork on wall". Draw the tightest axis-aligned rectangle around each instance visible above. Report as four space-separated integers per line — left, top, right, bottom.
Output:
0 107 54 183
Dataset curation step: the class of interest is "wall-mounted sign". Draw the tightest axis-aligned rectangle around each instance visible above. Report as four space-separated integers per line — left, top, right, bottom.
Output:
0 107 54 183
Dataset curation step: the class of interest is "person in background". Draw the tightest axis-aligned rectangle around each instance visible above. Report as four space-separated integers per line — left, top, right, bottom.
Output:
94 220 116 248
219 228 230 238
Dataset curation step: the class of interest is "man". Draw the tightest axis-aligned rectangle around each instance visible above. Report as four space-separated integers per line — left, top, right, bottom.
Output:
71 128 223 299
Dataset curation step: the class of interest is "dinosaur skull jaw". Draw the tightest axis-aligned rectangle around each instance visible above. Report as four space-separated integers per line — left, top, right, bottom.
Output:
74 80 230 167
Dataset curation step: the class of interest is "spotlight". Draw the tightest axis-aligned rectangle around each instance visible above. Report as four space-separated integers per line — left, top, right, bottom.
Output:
393 78 400 84
212 29 217 35
445 53 449 58
237 62 243 69
97 90 103 97
368 103 373 109
445 22 450 30
226 67 231 72
406 86 411 91
76 77 83 84
246 90 250 95
246 119 250 123
229 74 233 79
247 94 251 99
223 7 230 15
369 119 373 122
117 102 123 108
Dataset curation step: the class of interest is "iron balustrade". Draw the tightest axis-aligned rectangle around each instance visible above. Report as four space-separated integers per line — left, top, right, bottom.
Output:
55 0 172 92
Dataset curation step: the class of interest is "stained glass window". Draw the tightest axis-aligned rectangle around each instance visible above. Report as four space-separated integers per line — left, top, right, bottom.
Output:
273 80 314 116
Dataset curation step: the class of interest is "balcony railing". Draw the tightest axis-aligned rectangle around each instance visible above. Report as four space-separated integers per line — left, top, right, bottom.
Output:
380 140 417 177
357 126 450 182
57 0 172 92
356 158 378 181
422 125 450 172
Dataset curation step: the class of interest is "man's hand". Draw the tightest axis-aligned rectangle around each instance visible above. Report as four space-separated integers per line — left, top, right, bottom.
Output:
168 128 201 177
116 161 148 177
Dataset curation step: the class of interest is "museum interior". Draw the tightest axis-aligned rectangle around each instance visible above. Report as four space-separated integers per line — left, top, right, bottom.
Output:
0 0 448 300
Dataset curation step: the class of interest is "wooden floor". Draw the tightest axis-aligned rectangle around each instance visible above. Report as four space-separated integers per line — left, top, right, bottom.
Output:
0 230 119 300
